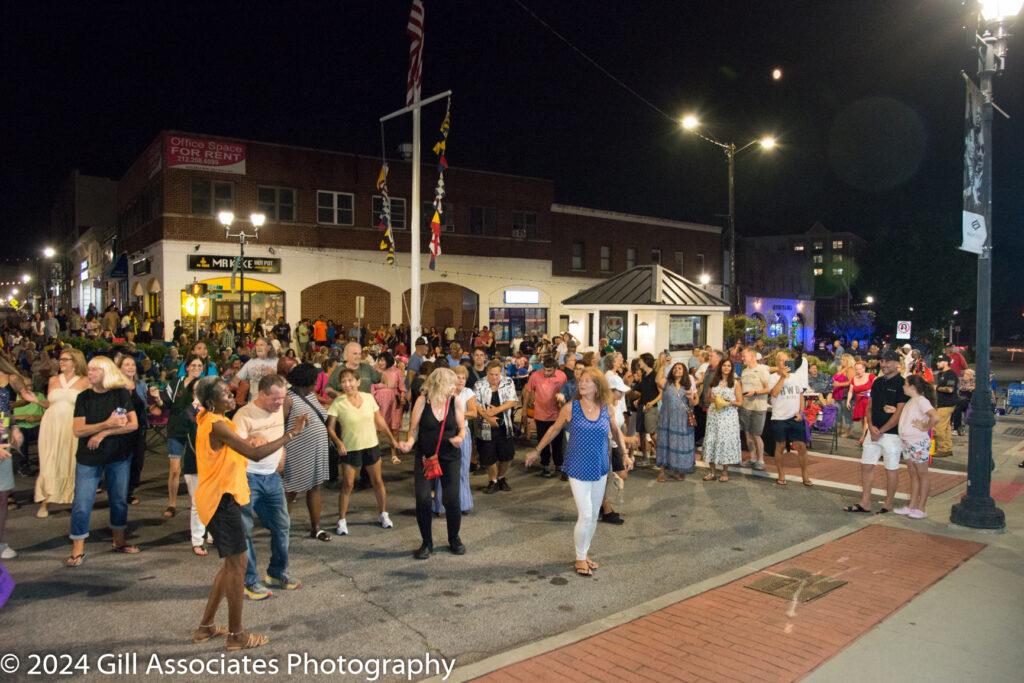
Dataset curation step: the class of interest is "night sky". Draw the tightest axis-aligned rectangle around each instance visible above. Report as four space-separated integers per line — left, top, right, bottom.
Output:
4 2 1022 329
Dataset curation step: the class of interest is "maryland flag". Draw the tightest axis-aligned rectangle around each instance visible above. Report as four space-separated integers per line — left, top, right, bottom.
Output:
376 163 395 265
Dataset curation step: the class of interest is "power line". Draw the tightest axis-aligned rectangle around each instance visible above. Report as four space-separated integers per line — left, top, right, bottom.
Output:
512 1 676 123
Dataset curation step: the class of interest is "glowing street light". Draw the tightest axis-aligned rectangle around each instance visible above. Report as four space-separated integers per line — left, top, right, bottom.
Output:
866 295 875 304
219 211 267 323
759 136 777 150
771 67 783 80
699 273 711 285
42 247 56 259
680 114 699 131
20 274 30 284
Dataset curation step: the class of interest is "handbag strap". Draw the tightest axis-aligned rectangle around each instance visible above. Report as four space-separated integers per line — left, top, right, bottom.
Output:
430 397 451 458
291 389 327 426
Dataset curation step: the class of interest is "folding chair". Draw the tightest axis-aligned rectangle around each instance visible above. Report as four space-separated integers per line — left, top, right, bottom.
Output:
811 403 839 454
147 410 169 455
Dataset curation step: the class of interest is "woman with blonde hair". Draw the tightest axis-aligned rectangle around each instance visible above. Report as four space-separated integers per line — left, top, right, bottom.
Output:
66 355 140 567
526 367 630 577
432 364 477 516
399 367 466 559
832 354 856 437
29 347 89 518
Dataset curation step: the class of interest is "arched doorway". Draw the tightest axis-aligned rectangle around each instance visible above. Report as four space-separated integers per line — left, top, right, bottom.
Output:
768 312 787 339
747 312 767 342
302 280 390 330
402 282 479 331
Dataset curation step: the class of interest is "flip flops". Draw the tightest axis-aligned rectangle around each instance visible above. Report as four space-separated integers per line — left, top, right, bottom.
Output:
844 504 870 513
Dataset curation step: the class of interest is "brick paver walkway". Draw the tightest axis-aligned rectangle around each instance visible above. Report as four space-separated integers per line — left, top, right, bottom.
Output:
477 526 984 682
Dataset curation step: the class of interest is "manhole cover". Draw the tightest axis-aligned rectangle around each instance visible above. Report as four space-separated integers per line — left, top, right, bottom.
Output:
745 568 847 603
1003 428 1024 438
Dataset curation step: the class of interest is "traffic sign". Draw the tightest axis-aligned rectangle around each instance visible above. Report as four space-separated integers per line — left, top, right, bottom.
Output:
896 320 912 340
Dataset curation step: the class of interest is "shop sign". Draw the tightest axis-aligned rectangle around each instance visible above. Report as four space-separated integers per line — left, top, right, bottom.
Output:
187 254 281 274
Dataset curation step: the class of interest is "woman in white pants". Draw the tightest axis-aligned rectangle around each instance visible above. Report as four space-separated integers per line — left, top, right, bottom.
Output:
526 367 630 577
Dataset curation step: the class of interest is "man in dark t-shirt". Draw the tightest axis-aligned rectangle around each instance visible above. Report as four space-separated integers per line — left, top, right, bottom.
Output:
933 355 958 457
846 350 905 514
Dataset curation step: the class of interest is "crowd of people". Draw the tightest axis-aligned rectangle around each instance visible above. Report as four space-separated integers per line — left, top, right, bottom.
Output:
0 303 992 648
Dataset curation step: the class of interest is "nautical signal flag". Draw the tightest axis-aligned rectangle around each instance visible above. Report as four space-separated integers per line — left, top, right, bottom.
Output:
429 210 442 270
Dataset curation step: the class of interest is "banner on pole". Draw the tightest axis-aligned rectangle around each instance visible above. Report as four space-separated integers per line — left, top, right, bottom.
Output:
960 76 986 255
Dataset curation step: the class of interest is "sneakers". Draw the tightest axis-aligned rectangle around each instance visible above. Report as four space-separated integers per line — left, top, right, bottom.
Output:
893 506 913 516
336 519 349 536
0 544 17 560
751 461 766 471
266 574 302 590
497 477 511 492
379 512 394 529
483 481 499 494
244 582 274 600
907 509 928 519
599 511 625 525
540 467 552 478
560 472 569 482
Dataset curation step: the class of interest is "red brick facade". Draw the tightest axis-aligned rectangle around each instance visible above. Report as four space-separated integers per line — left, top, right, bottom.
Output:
401 282 479 330
300 279 391 330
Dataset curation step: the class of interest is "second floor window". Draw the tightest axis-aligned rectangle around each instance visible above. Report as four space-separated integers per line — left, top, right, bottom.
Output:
469 206 497 236
625 247 636 269
600 245 611 272
372 195 406 229
696 252 705 273
257 186 295 221
832 239 844 250
512 210 538 239
674 251 684 275
572 242 585 270
190 178 233 215
422 201 454 232
317 191 354 226
650 248 661 265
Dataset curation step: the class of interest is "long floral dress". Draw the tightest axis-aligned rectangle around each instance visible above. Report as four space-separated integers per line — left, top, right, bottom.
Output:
655 384 696 473
371 365 405 431
703 384 741 466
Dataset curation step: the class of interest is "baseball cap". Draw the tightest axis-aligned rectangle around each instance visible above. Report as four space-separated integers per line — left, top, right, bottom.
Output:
880 350 900 361
415 336 429 347
901 344 912 351
936 354 950 363
606 373 629 393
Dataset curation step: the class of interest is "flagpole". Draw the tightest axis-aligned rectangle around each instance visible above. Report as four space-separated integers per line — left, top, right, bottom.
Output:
410 102 422 344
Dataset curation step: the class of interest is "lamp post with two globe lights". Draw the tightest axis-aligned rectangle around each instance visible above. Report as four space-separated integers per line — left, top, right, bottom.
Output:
218 211 266 324
680 114 776 310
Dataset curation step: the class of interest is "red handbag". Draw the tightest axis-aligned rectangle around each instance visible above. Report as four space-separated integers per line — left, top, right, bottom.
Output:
422 399 450 481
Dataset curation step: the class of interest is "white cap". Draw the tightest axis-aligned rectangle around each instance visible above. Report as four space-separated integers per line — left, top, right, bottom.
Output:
902 344 911 351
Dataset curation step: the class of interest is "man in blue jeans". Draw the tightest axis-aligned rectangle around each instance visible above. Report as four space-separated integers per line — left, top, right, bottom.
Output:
232 374 299 600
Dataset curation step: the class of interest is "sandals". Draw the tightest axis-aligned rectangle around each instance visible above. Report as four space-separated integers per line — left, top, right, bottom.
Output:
875 507 890 515
111 543 141 554
163 506 176 518
128 495 140 505
311 530 332 542
656 473 668 483
65 553 85 568
718 474 729 482
673 473 685 481
802 479 814 487
192 545 209 557
226 631 269 651
574 561 593 577
586 559 600 570
192 624 229 643
775 479 788 486
844 504 871 513
702 472 717 481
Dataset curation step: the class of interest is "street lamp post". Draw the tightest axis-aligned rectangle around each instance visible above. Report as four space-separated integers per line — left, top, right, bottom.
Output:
681 115 775 311
950 0 1020 530
218 212 266 325
42 246 56 313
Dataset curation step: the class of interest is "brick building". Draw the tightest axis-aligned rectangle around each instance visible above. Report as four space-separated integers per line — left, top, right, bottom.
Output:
76 130 722 350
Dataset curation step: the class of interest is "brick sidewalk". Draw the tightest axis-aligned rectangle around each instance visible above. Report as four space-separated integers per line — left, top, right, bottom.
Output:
476 526 984 682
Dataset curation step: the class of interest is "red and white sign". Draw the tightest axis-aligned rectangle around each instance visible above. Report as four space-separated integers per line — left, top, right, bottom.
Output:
164 135 246 174
896 320 912 340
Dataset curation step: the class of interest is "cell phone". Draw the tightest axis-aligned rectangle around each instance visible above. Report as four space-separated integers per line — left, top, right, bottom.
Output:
0 415 9 445
114 407 127 417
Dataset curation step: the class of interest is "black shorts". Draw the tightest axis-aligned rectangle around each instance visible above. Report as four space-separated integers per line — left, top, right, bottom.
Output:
206 494 249 559
477 433 515 467
771 418 807 444
342 446 381 469
611 444 625 473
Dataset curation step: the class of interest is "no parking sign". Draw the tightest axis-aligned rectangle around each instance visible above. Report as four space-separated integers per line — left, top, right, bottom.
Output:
896 320 912 340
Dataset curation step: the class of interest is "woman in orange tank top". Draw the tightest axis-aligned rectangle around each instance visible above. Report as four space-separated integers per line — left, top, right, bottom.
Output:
190 377 307 651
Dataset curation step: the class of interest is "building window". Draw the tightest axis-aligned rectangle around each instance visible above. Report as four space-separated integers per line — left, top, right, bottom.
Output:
674 251 684 275
832 239 844 250
571 242 585 270
600 245 611 272
812 254 824 264
469 206 497 236
833 267 844 276
372 195 406 229
422 202 454 232
316 191 354 226
257 186 296 222
512 210 538 239
833 253 844 263
190 178 233 215
696 252 705 273
668 315 707 351
650 248 661 265
625 247 636 269
813 240 824 250
792 243 805 252
813 268 824 276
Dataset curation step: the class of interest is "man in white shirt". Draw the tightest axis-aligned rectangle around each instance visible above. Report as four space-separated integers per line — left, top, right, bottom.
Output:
233 338 278 406
233 374 298 599
768 351 810 486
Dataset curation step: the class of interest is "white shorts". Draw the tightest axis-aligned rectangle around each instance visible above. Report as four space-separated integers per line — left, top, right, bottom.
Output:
861 432 902 471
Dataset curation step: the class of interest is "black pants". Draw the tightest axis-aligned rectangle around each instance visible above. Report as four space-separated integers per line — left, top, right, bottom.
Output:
694 405 707 445
952 394 971 431
16 426 39 471
414 454 461 547
128 427 146 496
535 420 564 469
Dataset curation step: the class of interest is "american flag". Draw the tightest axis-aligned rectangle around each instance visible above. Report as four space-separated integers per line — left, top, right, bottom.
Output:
406 0 424 106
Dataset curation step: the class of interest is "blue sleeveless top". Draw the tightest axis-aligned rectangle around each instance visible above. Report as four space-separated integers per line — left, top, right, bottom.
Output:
562 400 611 481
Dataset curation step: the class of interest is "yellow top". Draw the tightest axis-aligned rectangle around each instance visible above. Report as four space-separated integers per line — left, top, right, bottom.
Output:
195 411 250 525
327 392 380 451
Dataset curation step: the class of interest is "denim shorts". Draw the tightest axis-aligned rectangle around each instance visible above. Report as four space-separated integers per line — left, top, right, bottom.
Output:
168 437 185 459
